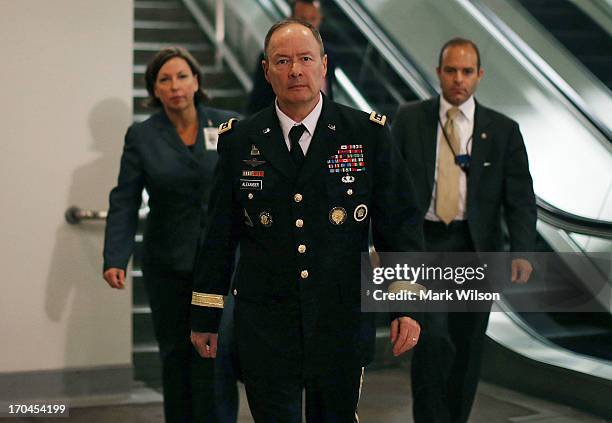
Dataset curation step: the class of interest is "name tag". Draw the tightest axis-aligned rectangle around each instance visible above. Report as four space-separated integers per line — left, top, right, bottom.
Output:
203 127 219 151
240 179 263 190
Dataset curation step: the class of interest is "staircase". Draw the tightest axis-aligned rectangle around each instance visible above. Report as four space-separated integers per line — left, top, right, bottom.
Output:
131 0 248 388
517 0 612 90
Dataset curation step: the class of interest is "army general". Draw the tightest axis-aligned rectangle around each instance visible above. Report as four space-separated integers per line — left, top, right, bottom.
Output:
190 19 423 422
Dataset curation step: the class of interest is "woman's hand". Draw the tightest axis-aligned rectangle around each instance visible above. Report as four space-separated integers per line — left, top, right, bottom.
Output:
103 267 126 289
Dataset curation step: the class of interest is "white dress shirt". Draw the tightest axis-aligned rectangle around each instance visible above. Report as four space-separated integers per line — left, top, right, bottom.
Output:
425 95 475 222
275 93 323 155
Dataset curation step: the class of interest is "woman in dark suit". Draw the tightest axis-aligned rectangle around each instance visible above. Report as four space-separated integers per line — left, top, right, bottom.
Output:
103 47 238 423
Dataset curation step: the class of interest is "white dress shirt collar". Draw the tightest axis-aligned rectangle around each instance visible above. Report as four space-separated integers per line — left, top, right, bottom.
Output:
439 95 475 123
275 93 323 142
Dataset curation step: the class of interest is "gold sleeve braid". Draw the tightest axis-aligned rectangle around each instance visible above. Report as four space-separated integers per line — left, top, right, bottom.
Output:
191 292 224 308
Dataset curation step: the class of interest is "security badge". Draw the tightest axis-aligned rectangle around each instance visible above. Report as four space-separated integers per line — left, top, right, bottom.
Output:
203 126 219 151
354 204 368 222
329 207 347 225
259 211 273 227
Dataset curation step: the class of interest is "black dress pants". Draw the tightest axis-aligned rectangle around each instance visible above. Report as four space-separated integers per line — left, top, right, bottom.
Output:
411 221 490 423
144 266 230 423
234 298 363 423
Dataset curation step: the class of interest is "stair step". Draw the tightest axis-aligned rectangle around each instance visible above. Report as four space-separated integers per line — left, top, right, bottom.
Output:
135 3 192 21
133 309 156 344
134 20 197 29
134 42 215 66
135 27 205 43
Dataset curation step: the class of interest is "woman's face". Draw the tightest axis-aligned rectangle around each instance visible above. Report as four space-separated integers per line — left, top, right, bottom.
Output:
154 57 199 111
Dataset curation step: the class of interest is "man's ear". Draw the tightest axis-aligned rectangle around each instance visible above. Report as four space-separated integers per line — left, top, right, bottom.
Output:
263 59 270 83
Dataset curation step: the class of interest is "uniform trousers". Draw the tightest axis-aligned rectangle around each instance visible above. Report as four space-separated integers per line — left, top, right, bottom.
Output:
411 220 491 423
234 298 363 423
144 265 238 423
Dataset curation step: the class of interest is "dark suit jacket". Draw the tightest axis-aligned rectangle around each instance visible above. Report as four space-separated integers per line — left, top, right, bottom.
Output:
391 97 536 253
245 51 336 115
103 105 238 272
191 96 423 374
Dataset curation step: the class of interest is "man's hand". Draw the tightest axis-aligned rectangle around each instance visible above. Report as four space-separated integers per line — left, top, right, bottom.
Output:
103 268 125 289
191 331 218 358
511 258 532 284
390 317 420 357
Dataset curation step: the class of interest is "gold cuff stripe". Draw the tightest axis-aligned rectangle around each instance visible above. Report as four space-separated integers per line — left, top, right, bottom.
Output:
388 280 426 294
191 292 224 308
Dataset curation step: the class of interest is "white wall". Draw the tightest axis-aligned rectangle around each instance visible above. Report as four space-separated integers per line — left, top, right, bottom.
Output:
0 1 133 372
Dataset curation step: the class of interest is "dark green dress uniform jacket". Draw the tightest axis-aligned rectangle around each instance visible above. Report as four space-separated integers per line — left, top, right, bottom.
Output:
191 96 423 374
103 105 237 272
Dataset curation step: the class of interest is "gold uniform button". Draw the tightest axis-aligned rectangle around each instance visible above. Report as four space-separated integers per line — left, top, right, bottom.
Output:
295 219 304 228
294 193 303 203
300 270 309 279
347 189 354 196
233 289 238 295
298 244 307 254
248 193 254 200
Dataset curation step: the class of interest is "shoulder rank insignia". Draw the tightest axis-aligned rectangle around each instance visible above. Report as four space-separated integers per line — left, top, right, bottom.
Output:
219 118 238 135
369 111 387 126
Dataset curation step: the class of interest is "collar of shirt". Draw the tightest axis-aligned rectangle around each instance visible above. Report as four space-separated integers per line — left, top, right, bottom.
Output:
275 92 323 153
439 95 475 124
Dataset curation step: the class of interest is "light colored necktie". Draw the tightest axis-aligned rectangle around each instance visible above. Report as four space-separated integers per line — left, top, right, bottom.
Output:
436 107 461 225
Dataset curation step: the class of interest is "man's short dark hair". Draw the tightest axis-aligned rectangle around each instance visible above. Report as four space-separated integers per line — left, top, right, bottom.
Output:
438 37 481 70
263 18 325 60
144 46 207 108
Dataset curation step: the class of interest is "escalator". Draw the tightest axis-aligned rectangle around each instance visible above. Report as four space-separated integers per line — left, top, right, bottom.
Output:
515 0 612 90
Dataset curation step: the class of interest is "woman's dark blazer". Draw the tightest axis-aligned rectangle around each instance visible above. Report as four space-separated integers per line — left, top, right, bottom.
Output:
103 105 237 272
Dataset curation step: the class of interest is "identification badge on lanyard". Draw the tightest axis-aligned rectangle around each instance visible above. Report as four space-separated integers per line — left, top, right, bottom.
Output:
203 126 219 151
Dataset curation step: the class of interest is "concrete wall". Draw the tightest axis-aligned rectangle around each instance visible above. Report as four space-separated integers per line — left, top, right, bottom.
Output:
0 0 133 385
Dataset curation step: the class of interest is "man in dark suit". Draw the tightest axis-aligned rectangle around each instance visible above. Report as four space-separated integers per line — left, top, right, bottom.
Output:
245 0 335 115
191 19 423 422
391 38 537 423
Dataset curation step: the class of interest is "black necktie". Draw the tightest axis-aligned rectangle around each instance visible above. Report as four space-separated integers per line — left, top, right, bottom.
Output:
289 124 307 169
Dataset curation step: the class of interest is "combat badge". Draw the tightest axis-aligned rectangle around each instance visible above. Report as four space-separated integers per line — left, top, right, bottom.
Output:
243 158 266 167
369 111 386 126
259 211 273 227
219 118 238 135
329 207 347 225
354 204 368 222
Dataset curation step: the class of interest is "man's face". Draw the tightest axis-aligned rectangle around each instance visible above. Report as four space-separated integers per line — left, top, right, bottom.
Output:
263 23 327 110
436 44 484 106
293 2 322 29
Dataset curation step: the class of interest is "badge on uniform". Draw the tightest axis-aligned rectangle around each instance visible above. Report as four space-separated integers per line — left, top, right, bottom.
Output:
240 179 263 190
342 175 355 184
354 204 368 222
259 211 273 227
203 127 219 151
329 207 347 225
243 158 266 168
250 144 261 155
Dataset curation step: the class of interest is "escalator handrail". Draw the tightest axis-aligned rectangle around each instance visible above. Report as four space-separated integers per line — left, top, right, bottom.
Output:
465 0 612 146
537 198 612 238
331 0 437 100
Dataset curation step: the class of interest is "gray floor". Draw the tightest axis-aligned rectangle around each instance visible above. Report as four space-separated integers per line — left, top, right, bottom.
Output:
3 367 609 422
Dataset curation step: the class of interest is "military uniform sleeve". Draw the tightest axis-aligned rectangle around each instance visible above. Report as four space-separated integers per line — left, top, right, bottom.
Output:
103 126 145 271
191 123 242 333
370 117 424 254
502 121 537 253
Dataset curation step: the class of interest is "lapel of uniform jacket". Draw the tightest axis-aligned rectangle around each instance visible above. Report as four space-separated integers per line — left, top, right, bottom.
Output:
155 110 199 164
467 100 492 200
297 95 339 186
249 106 297 179
423 97 439 196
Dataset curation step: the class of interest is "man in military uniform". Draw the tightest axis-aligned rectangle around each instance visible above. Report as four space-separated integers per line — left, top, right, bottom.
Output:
191 19 423 422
